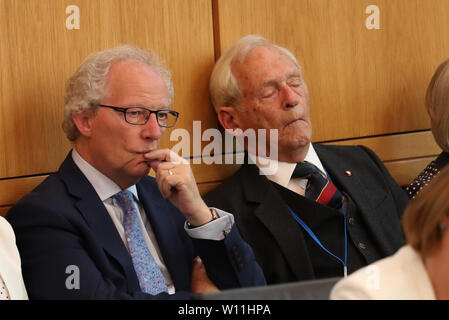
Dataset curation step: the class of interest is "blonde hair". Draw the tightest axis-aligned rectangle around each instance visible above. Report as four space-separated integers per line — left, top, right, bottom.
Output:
425 59 449 152
402 165 449 257
62 45 173 141
209 35 301 111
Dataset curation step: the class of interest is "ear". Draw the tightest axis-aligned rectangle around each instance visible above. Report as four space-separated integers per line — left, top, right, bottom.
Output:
71 111 95 137
217 105 241 131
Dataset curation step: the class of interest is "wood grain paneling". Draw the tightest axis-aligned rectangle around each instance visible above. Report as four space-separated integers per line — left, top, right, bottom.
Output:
0 174 229 211
0 176 48 206
322 131 442 186
213 0 449 141
0 206 10 217
0 0 217 179
198 181 222 196
385 157 437 187
322 131 441 162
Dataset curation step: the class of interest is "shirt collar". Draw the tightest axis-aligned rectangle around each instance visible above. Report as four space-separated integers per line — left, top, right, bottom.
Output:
71 148 139 201
248 143 326 188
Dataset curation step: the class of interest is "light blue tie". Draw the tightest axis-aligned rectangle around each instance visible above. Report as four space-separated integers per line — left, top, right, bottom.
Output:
113 190 168 295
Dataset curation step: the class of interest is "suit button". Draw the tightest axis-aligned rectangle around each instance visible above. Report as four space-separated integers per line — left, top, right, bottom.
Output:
348 217 355 225
358 242 367 250
235 255 243 271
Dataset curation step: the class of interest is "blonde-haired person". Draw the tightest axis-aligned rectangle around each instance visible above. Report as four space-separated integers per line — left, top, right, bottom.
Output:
406 59 449 199
331 165 449 300
0 216 28 300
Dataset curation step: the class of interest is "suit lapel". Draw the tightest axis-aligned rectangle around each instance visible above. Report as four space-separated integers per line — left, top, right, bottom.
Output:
58 152 140 291
314 144 376 205
240 164 315 280
313 144 392 253
136 182 190 291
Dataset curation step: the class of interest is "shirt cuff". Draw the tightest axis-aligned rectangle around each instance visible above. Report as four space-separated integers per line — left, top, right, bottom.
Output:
184 208 234 241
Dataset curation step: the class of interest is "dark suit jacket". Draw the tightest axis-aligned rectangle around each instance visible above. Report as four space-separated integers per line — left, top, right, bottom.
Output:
205 144 409 284
7 152 265 300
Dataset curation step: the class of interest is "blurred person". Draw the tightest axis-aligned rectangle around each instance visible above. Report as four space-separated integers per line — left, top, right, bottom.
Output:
406 59 449 199
0 216 28 300
205 35 409 284
6 45 265 300
331 165 449 299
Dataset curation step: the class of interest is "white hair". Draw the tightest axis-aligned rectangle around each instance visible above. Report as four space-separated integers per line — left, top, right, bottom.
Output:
209 35 301 111
62 45 173 141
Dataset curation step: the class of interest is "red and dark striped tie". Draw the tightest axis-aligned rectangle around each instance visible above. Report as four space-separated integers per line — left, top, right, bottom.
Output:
292 162 343 209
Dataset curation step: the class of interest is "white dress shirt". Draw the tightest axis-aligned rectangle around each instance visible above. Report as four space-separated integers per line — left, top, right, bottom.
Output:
72 149 233 294
248 143 326 196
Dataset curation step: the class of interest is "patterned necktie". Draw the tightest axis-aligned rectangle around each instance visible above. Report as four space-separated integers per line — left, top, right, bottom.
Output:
292 162 343 209
112 190 168 295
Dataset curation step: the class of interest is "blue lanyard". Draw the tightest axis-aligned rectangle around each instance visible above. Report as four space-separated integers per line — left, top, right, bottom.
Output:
288 205 348 278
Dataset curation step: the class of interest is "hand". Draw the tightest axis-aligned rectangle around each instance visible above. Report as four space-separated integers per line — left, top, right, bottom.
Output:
191 256 219 293
144 149 212 226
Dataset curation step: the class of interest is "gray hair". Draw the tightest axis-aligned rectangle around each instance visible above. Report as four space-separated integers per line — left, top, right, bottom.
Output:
425 58 449 153
62 45 173 141
209 35 301 111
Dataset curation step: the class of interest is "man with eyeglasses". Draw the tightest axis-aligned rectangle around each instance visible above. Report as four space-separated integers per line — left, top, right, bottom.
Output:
7 45 265 300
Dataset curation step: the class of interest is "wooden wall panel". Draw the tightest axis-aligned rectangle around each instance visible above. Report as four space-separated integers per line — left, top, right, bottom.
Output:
322 131 441 162
213 0 449 141
322 131 442 186
0 206 10 217
385 157 438 187
0 174 227 217
0 0 217 179
0 176 48 207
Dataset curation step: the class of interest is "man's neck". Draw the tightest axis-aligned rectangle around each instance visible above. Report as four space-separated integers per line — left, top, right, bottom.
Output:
74 143 139 190
278 143 310 163
249 143 311 164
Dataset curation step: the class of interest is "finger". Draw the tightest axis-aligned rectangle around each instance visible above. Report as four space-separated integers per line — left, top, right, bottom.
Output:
157 163 192 183
155 167 168 197
156 172 172 199
144 148 171 161
156 161 177 172
193 256 203 266
144 149 187 166
155 163 179 186
157 172 181 198
144 149 170 172
192 257 206 276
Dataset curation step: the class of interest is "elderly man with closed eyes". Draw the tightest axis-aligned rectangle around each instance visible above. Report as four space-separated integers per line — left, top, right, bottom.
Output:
205 35 409 284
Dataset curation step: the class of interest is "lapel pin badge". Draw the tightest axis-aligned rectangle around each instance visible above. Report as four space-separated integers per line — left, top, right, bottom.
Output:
345 170 352 176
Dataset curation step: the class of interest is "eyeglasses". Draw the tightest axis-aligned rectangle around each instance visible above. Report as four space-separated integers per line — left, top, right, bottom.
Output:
97 104 179 128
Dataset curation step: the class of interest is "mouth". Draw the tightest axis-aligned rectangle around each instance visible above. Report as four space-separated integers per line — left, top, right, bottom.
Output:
285 118 302 127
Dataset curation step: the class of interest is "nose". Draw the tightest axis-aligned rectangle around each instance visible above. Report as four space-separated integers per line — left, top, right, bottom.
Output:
280 83 300 109
141 113 163 140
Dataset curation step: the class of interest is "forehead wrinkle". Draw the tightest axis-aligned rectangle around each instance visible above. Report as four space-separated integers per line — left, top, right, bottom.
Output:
120 103 171 110
232 47 302 98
